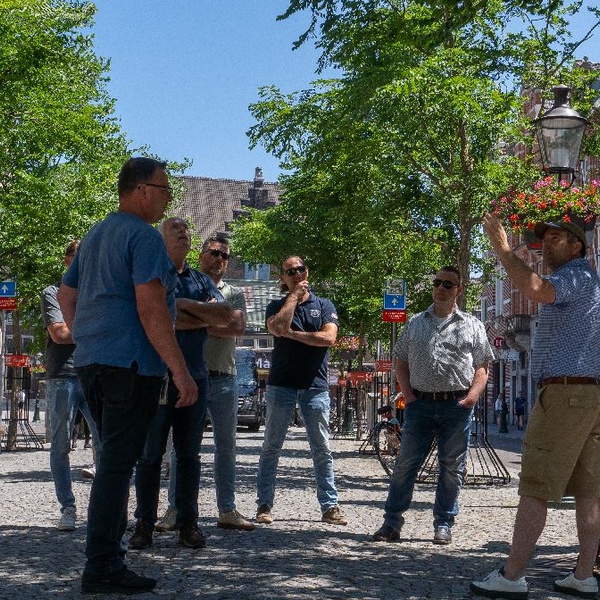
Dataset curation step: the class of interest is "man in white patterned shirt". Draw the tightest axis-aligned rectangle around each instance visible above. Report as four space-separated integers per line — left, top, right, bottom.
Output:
372 266 494 546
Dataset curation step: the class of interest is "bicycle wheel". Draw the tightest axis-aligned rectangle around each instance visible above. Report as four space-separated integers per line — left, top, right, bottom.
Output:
373 422 401 477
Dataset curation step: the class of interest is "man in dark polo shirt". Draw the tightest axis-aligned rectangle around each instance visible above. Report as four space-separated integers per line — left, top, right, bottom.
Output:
255 255 347 526
128 217 233 550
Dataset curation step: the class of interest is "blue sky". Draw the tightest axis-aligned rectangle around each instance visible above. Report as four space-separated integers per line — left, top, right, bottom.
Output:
90 2 598 182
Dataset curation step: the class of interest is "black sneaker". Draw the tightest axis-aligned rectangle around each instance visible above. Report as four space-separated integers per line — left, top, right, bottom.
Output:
373 523 401 542
81 565 157 595
178 521 206 549
128 519 153 550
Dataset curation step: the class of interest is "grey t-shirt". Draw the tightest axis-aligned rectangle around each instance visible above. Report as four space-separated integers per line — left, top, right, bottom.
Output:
41 283 77 379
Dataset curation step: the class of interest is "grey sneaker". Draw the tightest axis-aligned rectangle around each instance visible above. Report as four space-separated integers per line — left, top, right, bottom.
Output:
58 506 77 531
554 572 598 598
155 507 178 532
470 569 528 599
321 506 348 526
433 525 452 545
217 510 256 531
256 504 273 524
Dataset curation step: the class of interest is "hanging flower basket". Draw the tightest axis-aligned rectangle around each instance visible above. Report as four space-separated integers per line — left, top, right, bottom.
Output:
490 177 600 235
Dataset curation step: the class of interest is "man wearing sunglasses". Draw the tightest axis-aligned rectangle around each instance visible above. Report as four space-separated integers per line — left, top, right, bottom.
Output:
155 236 255 533
471 217 600 600
373 266 494 547
256 256 348 526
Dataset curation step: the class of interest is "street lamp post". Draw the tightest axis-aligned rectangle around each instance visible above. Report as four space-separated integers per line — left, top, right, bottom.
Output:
534 84 590 186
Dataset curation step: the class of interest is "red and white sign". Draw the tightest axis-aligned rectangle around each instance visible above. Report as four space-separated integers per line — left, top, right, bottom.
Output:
0 297 18 311
492 336 505 348
375 360 393 372
5 354 31 368
382 309 406 323
347 371 373 384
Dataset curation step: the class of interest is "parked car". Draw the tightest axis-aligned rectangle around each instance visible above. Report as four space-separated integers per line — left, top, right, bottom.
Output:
235 348 265 431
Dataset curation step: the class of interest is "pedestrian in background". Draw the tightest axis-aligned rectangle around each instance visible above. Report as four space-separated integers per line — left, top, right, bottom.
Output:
255 255 347 527
372 266 493 546
58 157 197 596
41 240 100 531
514 391 526 431
471 217 600 600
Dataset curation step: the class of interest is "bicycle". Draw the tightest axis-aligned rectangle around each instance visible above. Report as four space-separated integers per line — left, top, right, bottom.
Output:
372 393 404 477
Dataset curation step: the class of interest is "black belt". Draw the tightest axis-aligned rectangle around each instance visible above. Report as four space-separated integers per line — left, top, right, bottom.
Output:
413 389 468 401
209 370 230 377
538 376 600 388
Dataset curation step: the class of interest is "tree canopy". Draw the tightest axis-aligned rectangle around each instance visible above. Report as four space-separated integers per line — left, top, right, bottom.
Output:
0 0 131 340
232 0 600 350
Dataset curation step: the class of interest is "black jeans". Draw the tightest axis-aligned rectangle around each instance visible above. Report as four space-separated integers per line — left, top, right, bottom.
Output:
77 364 163 574
134 376 208 525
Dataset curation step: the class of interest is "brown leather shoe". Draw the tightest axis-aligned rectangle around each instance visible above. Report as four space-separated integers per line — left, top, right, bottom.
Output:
178 521 206 549
128 519 153 550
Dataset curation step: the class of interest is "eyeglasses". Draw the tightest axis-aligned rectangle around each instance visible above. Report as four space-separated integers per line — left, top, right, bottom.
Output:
204 249 230 260
283 265 307 276
433 279 458 289
144 182 173 194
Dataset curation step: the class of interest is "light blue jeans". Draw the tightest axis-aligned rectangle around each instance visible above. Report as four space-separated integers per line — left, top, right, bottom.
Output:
383 395 473 531
47 377 100 510
256 385 339 512
168 373 238 514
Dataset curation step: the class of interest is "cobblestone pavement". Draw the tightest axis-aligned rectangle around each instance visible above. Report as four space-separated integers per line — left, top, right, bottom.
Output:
0 423 587 599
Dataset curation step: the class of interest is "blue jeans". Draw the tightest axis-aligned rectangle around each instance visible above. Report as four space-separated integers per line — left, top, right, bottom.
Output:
77 364 163 575
256 385 338 511
383 395 473 530
135 377 208 525
47 377 100 510
167 373 238 514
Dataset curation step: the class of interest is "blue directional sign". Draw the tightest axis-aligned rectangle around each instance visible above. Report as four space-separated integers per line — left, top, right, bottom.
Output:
0 281 16 297
383 292 406 310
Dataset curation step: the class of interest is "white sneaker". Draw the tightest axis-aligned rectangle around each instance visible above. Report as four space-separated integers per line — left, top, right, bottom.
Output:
470 568 528 599
81 465 96 479
554 572 598 598
58 506 77 531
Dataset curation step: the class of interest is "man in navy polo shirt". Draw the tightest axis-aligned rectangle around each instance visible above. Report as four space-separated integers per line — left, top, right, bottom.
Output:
256 255 347 526
128 217 233 551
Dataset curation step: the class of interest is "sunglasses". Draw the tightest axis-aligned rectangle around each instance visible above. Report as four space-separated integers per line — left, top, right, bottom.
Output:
433 279 458 289
205 249 230 260
283 265 307 276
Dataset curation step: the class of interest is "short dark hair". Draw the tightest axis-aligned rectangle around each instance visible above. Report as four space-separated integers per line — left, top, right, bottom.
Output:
201 235 230 253
64 239 80 257
438 265 461 285
117 157 167 195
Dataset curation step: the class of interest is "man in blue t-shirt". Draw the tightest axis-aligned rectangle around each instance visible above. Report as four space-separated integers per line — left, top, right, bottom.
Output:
58 158 197 596
128 217 232 551
255 255 347 527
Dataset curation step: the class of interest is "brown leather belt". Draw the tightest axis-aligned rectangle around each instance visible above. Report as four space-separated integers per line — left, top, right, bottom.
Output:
538 376 600 389
209 370 231 378
413 389 469 401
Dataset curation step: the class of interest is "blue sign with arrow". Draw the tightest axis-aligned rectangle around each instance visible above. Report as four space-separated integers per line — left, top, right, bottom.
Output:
0 281 17 297
383 292 406 310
